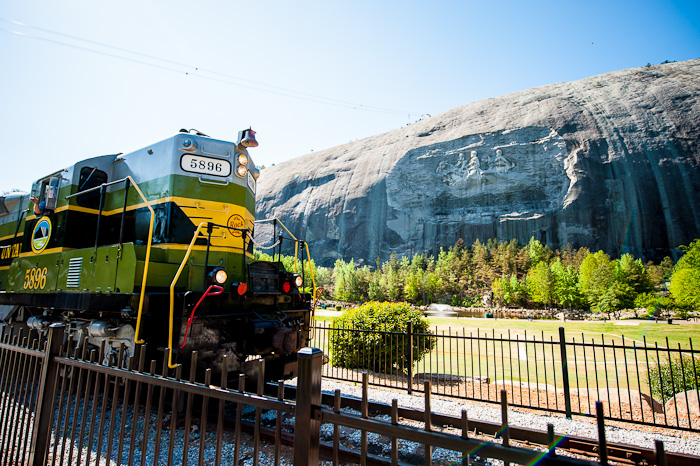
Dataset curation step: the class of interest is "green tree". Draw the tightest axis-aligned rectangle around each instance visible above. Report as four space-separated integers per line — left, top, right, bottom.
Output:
551 259 582 309
527 261 555 308
527 237 553 266
669 268 700 310
471 238 495 290
383 263 403 302
409 253 429 274
618 254 652 292
579 250 615 312
491 274 524 306
598 281 632 318
493 239 521 276
646 256 674 288
333 258 362 302
403 272 420 303
367 271 385 301
314 266 334 298
507 274 526 306
491 276 506 306
676 239 700 269
669 239 700 310
355 265 372 301
613 254 653 308
434 247 453 298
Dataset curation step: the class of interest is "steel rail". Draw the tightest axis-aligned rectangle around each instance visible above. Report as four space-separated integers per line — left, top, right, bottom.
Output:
279 383 699 466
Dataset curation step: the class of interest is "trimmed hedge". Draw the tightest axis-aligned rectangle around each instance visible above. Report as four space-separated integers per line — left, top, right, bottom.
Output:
328 302 436 374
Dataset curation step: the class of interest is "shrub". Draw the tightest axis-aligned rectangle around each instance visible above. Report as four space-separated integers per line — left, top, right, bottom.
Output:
647 355 700 403
328 302 436 374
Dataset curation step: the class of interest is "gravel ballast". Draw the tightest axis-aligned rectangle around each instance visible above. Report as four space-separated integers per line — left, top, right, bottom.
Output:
300 377 700 457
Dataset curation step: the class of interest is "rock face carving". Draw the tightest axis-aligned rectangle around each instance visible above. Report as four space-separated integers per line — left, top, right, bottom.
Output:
387 127 571 253
256 60 700 267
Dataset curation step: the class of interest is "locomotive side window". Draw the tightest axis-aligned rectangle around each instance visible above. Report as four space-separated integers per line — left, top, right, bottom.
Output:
76 167 108 209
44 176 61 210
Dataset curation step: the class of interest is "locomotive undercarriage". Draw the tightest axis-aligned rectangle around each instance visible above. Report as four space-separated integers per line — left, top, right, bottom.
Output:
0 288 310 382
177 310 307 383
176 290 310 382
0 304 137 368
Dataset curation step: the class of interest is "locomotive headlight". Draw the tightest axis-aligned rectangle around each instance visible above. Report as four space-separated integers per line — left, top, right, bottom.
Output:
209 267 228 284
294 275 303 288
236 165 248 177
237 153 248 166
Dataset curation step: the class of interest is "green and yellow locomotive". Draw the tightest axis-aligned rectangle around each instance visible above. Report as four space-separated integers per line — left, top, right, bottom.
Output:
0 128 314 380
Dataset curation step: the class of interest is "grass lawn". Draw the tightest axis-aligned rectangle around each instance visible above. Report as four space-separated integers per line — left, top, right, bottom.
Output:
423 316 700 349
315 314 700 348
312 314 700 393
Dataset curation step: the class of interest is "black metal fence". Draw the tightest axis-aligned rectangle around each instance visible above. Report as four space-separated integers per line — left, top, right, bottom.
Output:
0 323 681 465
0 324 296 466
312 321 700 431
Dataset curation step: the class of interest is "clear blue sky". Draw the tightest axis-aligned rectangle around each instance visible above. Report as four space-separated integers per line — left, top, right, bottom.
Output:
1 0 698 191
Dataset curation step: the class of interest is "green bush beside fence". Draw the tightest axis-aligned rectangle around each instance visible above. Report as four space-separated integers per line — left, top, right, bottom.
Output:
648 355 700 403
328 302 436 373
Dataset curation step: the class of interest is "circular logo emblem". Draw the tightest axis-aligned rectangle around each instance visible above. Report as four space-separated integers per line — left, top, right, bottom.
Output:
227 214 246 237
31 217 52 254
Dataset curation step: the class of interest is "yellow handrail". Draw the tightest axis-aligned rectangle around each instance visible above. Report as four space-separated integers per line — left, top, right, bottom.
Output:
305 242 316 297
304 240 318 340
167 221 209 369
125 177 154 345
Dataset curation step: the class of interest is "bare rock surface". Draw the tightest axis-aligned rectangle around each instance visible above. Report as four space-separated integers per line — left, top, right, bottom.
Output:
256 60 700 266
664 390 700 429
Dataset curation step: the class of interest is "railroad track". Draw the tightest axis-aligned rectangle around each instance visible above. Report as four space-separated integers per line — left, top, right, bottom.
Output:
270 383 695 466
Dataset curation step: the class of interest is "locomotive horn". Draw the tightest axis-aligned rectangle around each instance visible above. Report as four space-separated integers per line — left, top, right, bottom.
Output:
237 128 258 148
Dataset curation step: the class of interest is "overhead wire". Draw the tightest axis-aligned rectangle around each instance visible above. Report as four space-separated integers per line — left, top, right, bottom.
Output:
0 17 426 117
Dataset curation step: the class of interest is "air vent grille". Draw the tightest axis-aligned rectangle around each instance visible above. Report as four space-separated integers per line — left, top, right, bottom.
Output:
67 257 83 288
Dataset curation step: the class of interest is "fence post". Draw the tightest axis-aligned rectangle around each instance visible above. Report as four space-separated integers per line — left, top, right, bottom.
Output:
596 401 608 465
293 347 323 466
558 327 572 419
29 323 65 466
407 321 413 395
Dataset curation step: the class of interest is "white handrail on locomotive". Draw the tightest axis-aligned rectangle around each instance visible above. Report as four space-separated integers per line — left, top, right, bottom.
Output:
65 175 155 345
